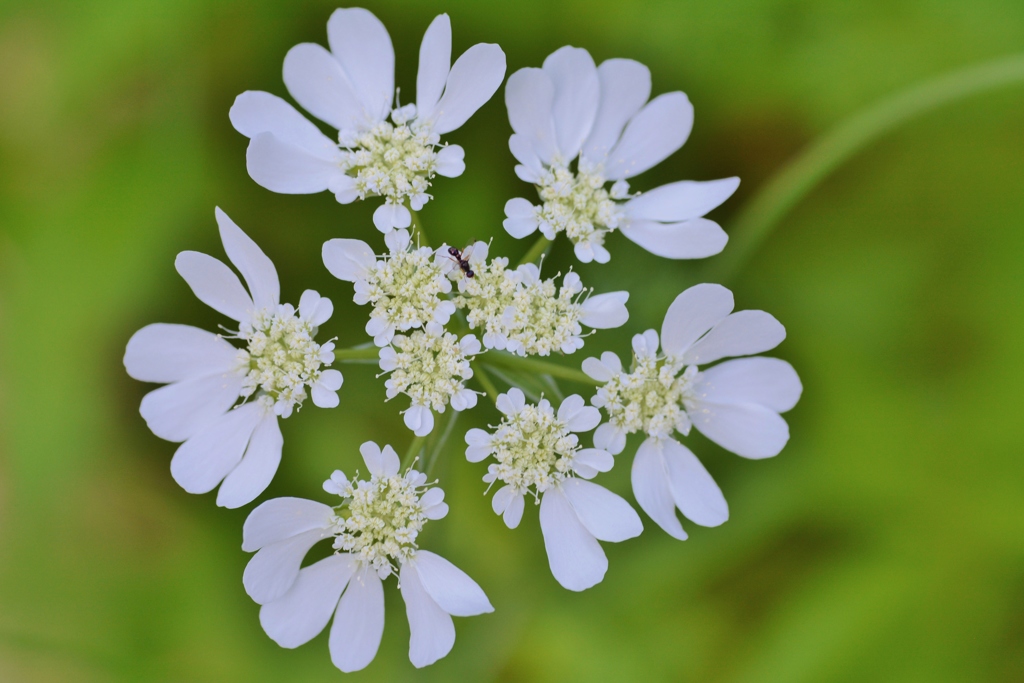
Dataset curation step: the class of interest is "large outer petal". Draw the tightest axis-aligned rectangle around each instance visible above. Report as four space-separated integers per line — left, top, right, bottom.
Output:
174 251 253 323
169 402 264 494
400 562 456 668
560 479 642 543
681 310 786 365
689 400 790 459
322 238 375 282
215 208 279 310
283 43 367 132
431 43 506 135
415 14 452 122
246 132 346 195
620 218 728 260
631 438 688 540
413 550 492 616
582 59 651 164
542 46 598 160
505 68 558 165
539 487 608 591
660 283 734 359
661 439 728 527
327 8 394 123
243 528 328 605
125 323 238 384
605 92 694 180
260 554 355 648
216 413 284 509
329 567 385 673
138 370 244 442
229 90 342 161
696 357 802 413
623 178 740 222
243 496 336 552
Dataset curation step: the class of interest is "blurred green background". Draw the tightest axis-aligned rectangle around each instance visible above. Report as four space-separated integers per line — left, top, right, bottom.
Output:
1 0 1023 680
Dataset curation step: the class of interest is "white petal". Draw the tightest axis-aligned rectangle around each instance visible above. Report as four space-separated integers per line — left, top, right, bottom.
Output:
329 567 385 673
496 388 526 416
539 488 608 591
326 8 394 123
380 445 400 476
573 448 614 474
631 438 688 540
582 58 651 164
562 401 601 434
229 90 341 161
661 438 728 527
424 502 449 520
243 528 327 604
509 134 543 175
504 67 558 165
542 46 599 160
312 385 339 409
243 496 336 552
373 202 411 233
124 323 238 384
592 423 626 456
503 493 525 528
503 198 539 238
169 402 263 494
581 356 615 382
415 14 452 122
435 144 465 177
660 283 734 359
633 329 661 358
689 400 790 459
322 238 375 282
697 357 802 413
400 562 455 668
419 488 444 509
621 218 728 260
175 251 253 322
283 42 366 132
217 413 283 509
298 289 330 325
561 478 642 542
359 441 385 475
404 404 435 436
430 43 506 135
605 92 694 181
683 310 786 366
580 291 629 329
624 177 740 222
414 550 493 616
260 554 355 648
246 132 346 194
138 371 244 442
318 368 344 392
491 485 515 516
215 208 280 310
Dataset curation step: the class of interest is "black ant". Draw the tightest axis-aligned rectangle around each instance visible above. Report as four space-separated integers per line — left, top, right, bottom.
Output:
447 244 475 278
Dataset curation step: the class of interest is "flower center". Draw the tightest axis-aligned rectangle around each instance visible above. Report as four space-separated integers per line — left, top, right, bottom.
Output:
594 356 699 439
330 473 427 574
240 307 323 414
536 164 622 249
384 330 474 411
342 121 438 204
488 403 577 495
362 248 449 332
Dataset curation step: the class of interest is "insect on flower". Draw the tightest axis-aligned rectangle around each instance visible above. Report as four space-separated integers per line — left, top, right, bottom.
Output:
446 244 476 278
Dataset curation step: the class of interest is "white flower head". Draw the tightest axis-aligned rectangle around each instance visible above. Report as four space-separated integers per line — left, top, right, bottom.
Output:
123 208 342 508
452 243 629 355
464 389 642 591
502 47 740 262
378 323 481 436
323 229 455 346
241 442 493 671
229 10 506 232
582 283 803 539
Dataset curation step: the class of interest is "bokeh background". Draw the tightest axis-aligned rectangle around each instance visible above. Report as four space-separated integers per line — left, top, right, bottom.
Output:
2 0 1023 680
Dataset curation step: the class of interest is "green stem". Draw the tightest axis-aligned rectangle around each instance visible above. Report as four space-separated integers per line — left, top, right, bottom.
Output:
409 207 429 248
403 435 425 469
472 361 501 402
706 52 1024 283
425 409 459 478
480 351 600 386
333 346 379 361
518 235 552 266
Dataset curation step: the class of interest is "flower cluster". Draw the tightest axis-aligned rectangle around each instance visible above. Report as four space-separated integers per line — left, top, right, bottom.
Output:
123 7 802 674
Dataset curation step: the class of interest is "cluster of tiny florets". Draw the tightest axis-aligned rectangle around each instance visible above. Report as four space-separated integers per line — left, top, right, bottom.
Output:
340 117 439 209
356 244 452 333
382 329 477 411
535 164 627 253
327 471 431 577
593 355 699 439
483 401 578 497
238 305 329 416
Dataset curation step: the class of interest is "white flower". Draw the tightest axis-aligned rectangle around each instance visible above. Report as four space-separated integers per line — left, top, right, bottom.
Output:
242 442 492 671
229 9 506 232
322 228 455 346
464 390 642 591
123 208 342 508
451 240 629 355
582 283 802 539
378 323 481 436
502 46 739 263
